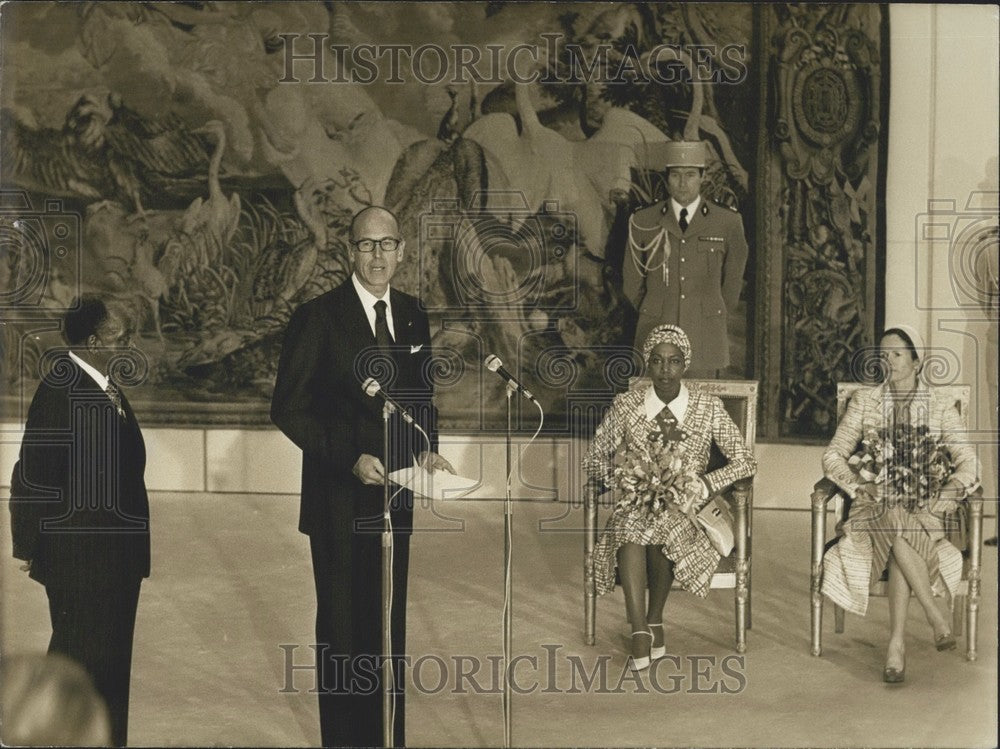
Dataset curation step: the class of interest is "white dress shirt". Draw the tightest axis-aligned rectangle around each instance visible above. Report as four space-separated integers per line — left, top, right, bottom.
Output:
670 196 701 227
69 351 110 393
351 273 396 339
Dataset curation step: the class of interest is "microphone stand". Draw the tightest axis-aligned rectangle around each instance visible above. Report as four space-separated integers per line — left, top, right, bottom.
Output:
381 401 395 748
502 381 514 748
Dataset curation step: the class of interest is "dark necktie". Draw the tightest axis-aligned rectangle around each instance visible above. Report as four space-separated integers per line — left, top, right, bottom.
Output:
105 381 126 419
374 300 393 349
652 406 685 443
679 207 689 232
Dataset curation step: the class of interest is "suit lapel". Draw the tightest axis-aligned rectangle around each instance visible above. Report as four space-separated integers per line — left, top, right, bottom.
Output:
64 355 112 403
337 281 376 347
117 388 138 424
659 202 683 238
389 288 415 347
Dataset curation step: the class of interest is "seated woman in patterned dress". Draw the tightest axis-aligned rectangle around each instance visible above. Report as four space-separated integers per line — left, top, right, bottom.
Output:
820 324 979 683
583 325 756 671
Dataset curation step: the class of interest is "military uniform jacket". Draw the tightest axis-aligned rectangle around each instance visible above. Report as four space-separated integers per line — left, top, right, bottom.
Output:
623 198 749 372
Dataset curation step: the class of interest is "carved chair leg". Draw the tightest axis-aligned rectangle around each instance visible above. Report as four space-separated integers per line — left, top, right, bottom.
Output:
811 591 823 656
966 587 978 662
966 497 983 661
584 488 599 647
834 605 845 634
810 492 829 656
584 558 596 647
952 593 965 638
735 584 748 655
733 486 750 654
746 507 753 632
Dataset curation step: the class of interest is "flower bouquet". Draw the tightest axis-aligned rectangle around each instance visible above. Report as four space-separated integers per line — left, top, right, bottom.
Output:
612 439 702 523
848 424 956 511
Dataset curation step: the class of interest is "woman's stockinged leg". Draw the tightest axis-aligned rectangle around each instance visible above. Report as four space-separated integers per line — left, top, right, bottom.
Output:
645 546 674 649
886 555 909 671
617 543 650 658
889 536 951 635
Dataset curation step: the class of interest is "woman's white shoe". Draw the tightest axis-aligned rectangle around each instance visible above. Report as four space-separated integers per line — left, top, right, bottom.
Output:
648 622 666 660
629 630 653 672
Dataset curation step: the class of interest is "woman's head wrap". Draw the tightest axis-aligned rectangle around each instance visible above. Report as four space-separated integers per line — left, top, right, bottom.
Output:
642 324 691 370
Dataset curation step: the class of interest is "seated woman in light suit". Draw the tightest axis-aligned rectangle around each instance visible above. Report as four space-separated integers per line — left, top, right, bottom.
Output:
583 324 756 671
820 325 980 683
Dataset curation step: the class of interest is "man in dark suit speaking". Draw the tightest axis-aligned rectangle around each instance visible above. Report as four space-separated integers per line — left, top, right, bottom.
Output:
9 295 150 747
271 206 453 747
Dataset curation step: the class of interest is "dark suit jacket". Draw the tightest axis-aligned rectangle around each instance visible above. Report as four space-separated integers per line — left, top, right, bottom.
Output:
270 280 438 541
9 354 150 588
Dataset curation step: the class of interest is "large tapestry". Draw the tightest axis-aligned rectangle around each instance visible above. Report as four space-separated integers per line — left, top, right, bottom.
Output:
0 2 886 439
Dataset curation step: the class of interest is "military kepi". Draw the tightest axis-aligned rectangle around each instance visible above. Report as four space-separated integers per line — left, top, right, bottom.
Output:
641 140 708 170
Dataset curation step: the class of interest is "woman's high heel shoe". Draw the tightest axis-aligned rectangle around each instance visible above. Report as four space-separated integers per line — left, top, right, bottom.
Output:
883 643 905 683
934 631 957 651
647 622 666 660
629 630 653 672
882 661 905 683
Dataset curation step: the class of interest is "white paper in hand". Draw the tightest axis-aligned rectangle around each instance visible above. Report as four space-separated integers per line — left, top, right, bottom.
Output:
388 464 478 501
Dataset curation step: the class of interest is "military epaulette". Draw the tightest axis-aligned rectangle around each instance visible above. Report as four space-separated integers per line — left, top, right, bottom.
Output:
710 199 739 212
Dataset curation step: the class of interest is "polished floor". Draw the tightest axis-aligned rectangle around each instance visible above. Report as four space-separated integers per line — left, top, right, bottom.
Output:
1 493 996 747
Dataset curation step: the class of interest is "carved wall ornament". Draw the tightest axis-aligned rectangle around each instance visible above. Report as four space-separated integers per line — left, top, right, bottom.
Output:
757 5 888 441
794 63 862 145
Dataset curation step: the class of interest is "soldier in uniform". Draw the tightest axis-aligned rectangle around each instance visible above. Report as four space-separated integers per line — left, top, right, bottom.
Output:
623 141 749 377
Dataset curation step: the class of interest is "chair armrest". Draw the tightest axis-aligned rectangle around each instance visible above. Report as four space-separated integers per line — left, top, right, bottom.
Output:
962 485 984 508
732 476 754 492
948 485 985 553
811 477 839 510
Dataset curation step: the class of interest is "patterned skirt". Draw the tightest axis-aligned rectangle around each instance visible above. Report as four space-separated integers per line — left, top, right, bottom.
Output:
821 501 963 616
591 502 720 598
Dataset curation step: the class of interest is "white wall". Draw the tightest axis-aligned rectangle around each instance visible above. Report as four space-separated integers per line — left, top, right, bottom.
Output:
0 425 825 511
886 4 1000 503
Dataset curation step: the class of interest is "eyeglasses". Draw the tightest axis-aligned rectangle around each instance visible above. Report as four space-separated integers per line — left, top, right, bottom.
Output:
350 237 401 253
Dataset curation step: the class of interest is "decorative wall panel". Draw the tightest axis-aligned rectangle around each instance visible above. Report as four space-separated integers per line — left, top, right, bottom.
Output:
756 3 888 440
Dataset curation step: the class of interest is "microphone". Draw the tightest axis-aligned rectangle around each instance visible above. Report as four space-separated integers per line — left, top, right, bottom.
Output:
362 378 415 424
484 355 536 402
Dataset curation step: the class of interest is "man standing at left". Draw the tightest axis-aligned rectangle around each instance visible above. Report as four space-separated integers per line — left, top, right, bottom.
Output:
10 295 150 748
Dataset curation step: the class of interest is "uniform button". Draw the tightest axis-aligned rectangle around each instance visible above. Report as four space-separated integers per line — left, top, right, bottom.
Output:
680 239 686 244
680 257 686 263
680 294 686 299
680 276 685 281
